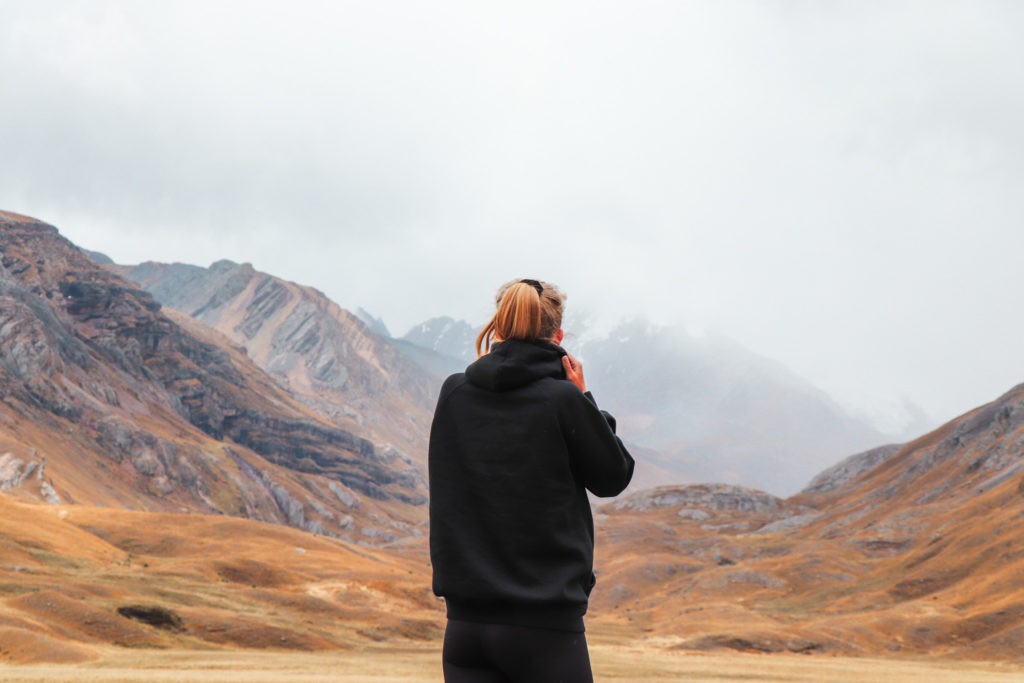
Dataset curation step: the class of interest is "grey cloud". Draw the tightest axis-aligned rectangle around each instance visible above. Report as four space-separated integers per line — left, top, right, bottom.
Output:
1 0 1023 425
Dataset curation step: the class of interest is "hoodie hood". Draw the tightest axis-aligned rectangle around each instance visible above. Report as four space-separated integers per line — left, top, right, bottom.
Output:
465 339 567 392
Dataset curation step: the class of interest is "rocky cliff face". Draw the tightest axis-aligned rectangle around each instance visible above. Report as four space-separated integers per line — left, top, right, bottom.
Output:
113 260 437 463
0 211 424 544
800 443 902 495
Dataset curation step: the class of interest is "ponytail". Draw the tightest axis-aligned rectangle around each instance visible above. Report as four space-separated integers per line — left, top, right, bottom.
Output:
476 279 565 356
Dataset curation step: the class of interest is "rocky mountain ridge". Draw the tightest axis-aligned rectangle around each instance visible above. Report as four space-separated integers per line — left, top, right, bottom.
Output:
0 211 424 544
111 259 439 463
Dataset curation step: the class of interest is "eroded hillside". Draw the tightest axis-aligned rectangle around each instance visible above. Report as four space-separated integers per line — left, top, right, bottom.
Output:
0 212 424 544
113 259 439 462
592 382 1024 661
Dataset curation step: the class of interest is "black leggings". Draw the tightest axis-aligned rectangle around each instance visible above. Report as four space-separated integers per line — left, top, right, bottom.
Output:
442 619 593 683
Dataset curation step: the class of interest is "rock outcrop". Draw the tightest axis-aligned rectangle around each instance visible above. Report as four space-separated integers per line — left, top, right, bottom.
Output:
800 443 902 495
608 483 786 515
114 259 438 463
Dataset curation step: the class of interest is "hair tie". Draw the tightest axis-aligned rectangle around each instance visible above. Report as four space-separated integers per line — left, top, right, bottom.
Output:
520 279 544 295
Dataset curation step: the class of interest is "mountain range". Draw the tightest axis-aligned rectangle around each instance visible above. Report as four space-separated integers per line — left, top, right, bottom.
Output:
2 209 1023 665
114 257 906 495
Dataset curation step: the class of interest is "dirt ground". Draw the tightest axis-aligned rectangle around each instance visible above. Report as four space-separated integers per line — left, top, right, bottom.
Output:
1 644 1023 683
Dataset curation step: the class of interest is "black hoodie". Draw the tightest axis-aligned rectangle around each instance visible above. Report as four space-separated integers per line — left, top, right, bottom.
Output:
428 339 635 632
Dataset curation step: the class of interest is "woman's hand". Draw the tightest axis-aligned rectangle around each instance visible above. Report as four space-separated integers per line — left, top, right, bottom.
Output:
562 354 587 393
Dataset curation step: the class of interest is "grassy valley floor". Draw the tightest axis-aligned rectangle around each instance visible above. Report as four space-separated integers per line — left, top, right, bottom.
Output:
1 644 1023 683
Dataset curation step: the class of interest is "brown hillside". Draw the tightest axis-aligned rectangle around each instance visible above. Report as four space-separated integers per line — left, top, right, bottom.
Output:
0 496 438 665
591 382 1024 661
0 213 425 544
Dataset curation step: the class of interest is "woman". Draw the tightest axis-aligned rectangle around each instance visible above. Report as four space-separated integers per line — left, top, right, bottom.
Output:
429 278 635 683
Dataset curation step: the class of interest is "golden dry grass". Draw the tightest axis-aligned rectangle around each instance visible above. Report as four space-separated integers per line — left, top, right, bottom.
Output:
5 488 1024 679
1 645 1024 682
0 496 441 666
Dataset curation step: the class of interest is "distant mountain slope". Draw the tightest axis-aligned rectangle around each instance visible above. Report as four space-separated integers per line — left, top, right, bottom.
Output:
355 307 392 338
593 380 1024 660
112 260 438 463
403 315 890 495
580 320 894 495
401 316 476 366
0 212 424 544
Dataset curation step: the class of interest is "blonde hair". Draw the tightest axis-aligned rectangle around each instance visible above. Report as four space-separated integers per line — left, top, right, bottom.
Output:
475 279 566 357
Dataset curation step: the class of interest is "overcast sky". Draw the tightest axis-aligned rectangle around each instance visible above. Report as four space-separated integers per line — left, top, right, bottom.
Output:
1 1 1022 429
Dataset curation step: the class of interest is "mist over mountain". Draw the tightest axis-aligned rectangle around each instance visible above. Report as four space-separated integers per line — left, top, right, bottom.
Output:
399 314 909 496
586 320 900 495
401 316 477 366
110 245 926 497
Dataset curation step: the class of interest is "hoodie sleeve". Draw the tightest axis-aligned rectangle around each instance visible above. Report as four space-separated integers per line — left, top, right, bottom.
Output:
557 389 635 497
